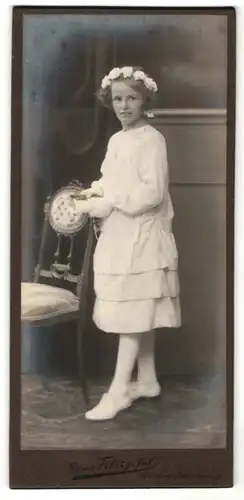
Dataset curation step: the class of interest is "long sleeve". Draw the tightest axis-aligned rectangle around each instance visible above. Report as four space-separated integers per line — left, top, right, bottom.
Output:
105 134 168 216
89 135 115 196
75 137 115 217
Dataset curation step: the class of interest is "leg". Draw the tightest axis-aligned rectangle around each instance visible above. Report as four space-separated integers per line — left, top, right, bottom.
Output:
137 330 158 385
129 330 161 400
85 333 141 420
108 333 141 394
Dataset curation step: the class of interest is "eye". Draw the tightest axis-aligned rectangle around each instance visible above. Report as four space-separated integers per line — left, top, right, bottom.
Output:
112 95 122 102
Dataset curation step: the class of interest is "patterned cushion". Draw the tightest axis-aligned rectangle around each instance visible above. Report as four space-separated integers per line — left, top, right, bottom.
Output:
21 282 79 321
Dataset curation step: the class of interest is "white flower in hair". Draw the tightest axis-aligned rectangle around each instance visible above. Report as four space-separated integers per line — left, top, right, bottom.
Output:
133 70 146 82
108 67 121 80
152 81 158 92
100 66 158 92
144 77 158 92
101 75 111 89
121 66 134 78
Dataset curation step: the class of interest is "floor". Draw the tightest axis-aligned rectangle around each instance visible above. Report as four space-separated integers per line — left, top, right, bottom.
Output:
21 373 226 450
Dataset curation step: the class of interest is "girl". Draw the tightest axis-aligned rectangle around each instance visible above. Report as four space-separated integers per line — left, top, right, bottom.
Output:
74 66 181 421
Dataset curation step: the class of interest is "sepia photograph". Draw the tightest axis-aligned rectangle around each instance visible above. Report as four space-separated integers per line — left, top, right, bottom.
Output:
10 6 235 488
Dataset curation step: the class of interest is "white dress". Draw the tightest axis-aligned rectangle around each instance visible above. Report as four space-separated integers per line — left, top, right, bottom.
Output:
91 124 181 334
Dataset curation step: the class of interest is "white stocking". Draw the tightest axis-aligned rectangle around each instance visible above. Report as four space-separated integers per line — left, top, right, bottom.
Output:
136 330 158 386
108 334 141 396
85 334 141 420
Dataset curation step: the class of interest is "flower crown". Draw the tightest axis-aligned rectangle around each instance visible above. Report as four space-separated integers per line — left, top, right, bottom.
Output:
101 66 158 93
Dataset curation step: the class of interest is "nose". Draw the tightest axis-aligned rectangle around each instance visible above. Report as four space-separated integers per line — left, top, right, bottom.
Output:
121 98 129 110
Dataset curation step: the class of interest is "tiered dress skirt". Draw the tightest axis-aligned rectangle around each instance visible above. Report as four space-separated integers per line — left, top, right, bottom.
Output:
92 215 181 334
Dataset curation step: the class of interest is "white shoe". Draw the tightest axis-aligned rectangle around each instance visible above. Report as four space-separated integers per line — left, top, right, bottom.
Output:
85 391 132 421
128 381 161 401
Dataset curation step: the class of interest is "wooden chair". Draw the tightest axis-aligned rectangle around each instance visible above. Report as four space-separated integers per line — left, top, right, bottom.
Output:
21 181 94 406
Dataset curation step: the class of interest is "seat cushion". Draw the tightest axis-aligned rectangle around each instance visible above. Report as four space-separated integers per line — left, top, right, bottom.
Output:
21 282 79 321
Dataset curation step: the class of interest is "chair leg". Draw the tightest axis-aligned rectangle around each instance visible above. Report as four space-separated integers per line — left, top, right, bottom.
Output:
40 374 52 393
77 320 89 406
39 328 53 394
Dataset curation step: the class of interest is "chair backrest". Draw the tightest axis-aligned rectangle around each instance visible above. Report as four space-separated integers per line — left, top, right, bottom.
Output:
33 182 94 299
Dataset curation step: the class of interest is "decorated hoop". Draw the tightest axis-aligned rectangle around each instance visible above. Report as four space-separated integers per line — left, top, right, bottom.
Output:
48 184 88 235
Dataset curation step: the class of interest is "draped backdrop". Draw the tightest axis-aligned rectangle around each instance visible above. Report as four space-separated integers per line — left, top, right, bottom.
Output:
21 14 227 382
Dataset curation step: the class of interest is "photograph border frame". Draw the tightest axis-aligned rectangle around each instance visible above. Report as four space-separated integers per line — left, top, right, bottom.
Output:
10 6 235 489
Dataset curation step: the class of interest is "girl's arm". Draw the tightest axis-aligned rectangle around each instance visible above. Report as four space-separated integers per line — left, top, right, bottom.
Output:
79 179 104 200
81 135 115 198
106 134 168 216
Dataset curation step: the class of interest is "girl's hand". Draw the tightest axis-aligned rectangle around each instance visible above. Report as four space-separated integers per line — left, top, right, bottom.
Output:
90 180 104 197
74 184 103 200
79 188 93 199
74 197 112 218
70 190 89 201
70 182 103 201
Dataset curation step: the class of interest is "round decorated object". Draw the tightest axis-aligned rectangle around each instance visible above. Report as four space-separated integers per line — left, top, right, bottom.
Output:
48 185 88 235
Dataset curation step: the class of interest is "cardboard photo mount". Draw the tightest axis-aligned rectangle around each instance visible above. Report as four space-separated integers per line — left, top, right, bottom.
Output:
10 6 235 489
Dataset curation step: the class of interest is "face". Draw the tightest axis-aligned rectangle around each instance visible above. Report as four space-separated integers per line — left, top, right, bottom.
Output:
111 80 144 128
